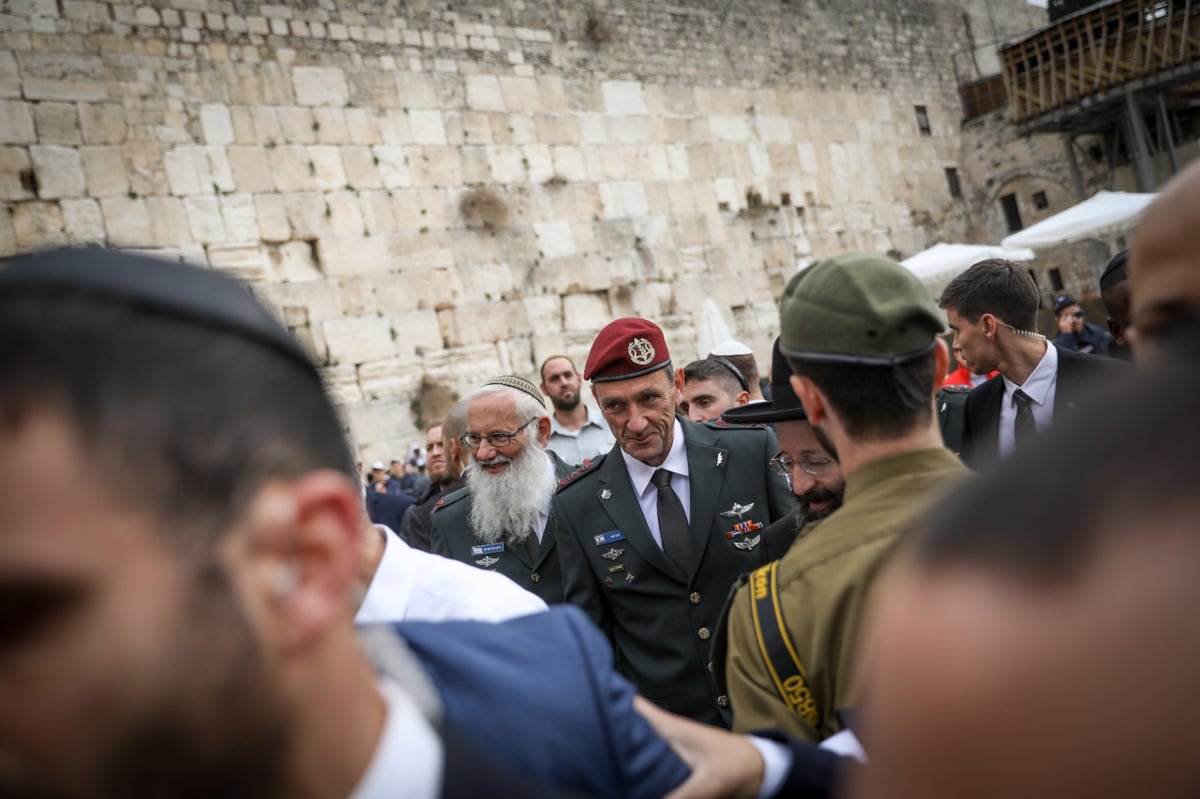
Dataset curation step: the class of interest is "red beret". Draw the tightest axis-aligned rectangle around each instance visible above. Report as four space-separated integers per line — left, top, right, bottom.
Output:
584 318 672 382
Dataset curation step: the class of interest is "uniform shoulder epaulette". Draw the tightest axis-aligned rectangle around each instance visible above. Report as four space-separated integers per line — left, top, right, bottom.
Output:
938 384 972 394
431 485 470 513
705 418 767 430
555 454 604 493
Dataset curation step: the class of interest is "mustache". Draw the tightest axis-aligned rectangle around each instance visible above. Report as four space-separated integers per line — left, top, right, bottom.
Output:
475 454 513 468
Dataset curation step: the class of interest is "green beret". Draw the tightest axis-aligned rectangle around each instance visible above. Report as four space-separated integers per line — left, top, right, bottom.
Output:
780 253 944 366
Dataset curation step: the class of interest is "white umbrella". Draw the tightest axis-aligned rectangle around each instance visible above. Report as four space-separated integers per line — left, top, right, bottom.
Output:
1001 190 1156 250
901 243 1035 297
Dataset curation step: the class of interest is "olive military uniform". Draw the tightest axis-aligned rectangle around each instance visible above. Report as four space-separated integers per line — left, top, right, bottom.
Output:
555 417 792 727
724 447 966 740
430 451 574 605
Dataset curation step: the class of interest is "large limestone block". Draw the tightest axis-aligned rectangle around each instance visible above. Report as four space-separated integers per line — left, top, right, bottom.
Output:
313 108 349 144
19 52 106 101
345 108 382 145
341 146 383 190
293 66 349 107
220 193 260 241
550 146 587 182
408 110 447 146
0 209 15 257
0 52 18 100
200 103 234 145
409 146 462 188
164 146 211 196
371 146 412 189
78 103 127 144
358 359 426 404
486 145 524 184
30 145 85 199
60 198 105 244
268 241 325 283
100 197 153 248
322 316 395 364
499 76 541 113
80 146 127 198
308 145 347 191
268 145 316 193
395 72 439 109
534 220 576 259
465 75 505 112
326 191 365 236
522 295 563 331
367 273 420 315
602 81 648 116
33 102 80 145
255 194 291 242
0 147 34 201
315 233 413 277
227 146 274 193
184 196 228 244
562 292 612 332
391 308 444 355
12 202 67 251
277 107 318 144
145 196 193 248
359 190 397 234
437 302 511 347
285 192 334 240
208 243 270 284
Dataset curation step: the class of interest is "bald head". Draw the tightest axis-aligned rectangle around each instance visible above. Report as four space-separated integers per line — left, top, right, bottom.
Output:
1129 160 1200 356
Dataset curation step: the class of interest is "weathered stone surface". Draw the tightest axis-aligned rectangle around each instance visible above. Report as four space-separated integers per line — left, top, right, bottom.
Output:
322 315 395 364
80 146 127 198
12 202 67 251
293 66 349 107
100 196 154 248
30 145 86 199
0 101 37 145
200 103 235 146
184 196 228 244
34 102 81 145
0 148 35 201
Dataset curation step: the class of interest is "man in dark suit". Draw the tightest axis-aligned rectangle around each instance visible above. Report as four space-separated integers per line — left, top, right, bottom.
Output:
431 376 571 604
364 477 414 533
938 258 1125 470
555 318 792 727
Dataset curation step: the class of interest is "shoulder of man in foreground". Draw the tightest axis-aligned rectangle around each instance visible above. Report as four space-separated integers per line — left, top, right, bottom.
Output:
395 604 691 799
554 451 609 494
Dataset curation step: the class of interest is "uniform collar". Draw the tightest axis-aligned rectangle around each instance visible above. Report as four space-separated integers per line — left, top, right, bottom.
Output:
620 418 689 498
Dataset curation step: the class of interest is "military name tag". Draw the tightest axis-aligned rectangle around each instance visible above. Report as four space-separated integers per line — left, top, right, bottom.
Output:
471 543 505 557
593 530 626 546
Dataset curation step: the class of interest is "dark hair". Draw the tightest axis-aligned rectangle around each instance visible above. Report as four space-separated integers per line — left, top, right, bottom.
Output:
938 258 1039 331
911 352 1192 584
539 354 577 382
0 295 354 545
1099 249 1128 294
718 353 761 394
682 358 746 397
787 351 939 439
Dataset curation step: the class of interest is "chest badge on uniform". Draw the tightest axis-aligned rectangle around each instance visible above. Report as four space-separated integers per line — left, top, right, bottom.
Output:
601 547 624 561
716 452 725 467
600 488 612 500
470 542 504 568
608 564 625 574
594 530 626 546
726 520 763 551
625 572 636 583
605 576 614 588
720 501 755 519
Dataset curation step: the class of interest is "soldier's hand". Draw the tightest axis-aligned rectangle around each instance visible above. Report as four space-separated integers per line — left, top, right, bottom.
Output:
633 696 763 799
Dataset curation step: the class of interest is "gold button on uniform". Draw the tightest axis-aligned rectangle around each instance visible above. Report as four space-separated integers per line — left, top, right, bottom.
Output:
530 572 541 583
717 695 729 708
698 627 711 640
689 592 702 605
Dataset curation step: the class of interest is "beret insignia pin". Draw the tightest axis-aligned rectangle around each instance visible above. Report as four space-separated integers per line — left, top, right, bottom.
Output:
627 337 656 366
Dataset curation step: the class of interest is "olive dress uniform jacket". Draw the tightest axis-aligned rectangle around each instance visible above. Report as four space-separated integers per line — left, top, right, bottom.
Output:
430 451 574 605
724 447 966 741
959 346 1127 470
555 418 792 727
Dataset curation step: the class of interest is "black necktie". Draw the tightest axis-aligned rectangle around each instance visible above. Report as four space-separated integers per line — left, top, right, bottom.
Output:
1013 389 1036 448
651 468 690 573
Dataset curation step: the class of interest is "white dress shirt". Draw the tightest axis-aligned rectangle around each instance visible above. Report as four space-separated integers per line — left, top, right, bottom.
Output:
998 342 1058 458
355 528 548 625
619 419 691 547
547 405 616 466
349 676 442 799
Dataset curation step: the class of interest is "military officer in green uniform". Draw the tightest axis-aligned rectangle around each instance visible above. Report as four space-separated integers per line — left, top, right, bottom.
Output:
431 376 573 604
555 318 792 727
724 253 968 741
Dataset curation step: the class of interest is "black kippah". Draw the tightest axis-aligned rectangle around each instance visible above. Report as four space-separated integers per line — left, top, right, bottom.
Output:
1099 249 1128 290
0 247 316 375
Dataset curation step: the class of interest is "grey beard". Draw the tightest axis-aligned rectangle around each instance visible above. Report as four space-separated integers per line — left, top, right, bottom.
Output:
466 446 555 545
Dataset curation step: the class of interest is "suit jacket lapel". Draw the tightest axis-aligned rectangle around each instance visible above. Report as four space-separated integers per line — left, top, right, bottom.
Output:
593 451 684 581
682 421 727 582
969 378 1003 465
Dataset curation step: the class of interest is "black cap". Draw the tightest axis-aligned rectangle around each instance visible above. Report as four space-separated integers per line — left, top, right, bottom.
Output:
1054 295 1079 315
0 247 316 375
720 337 807 424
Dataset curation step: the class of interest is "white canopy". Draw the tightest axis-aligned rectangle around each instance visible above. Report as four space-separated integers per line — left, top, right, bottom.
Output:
1001 190 1156 250
901 243 1035 297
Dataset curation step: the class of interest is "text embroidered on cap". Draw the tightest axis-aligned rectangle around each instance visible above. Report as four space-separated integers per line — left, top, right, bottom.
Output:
627 337 656 366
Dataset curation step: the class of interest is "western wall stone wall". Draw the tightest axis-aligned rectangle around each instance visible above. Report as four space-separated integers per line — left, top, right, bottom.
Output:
0 0 1040 457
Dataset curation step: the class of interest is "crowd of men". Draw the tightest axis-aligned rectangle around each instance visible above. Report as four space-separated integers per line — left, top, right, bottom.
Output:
2 154 1199 798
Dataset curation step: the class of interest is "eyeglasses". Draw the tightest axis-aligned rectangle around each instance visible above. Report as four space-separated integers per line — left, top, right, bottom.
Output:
769 451 835 477
460 418 537 450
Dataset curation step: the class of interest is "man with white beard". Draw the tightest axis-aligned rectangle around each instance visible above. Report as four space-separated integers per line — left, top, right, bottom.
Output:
430 376 574 604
